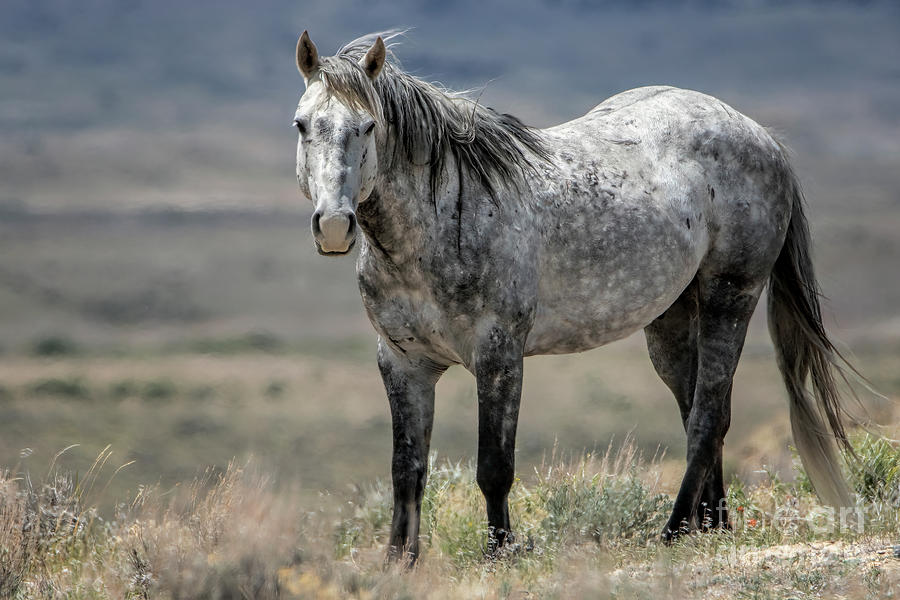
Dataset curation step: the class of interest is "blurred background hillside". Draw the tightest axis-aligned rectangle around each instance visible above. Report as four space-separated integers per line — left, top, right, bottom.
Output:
1 0 898 507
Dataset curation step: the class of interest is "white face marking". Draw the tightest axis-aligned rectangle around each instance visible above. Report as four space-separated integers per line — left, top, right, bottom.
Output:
295 79 379 254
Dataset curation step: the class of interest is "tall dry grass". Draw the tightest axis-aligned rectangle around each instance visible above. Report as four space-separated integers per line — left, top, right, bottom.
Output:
2 437 900 598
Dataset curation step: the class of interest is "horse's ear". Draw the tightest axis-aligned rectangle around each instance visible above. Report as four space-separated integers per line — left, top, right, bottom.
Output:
359 36 386 80
296 30 319 80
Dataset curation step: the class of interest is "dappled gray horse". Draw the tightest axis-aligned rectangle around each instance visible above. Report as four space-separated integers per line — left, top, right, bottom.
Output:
292 31 854 560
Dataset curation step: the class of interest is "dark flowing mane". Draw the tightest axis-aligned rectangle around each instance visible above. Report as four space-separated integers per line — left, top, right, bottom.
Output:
315 32 551 199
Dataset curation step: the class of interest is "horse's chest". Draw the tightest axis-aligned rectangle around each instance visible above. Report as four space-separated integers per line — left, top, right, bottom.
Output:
358 271 470 365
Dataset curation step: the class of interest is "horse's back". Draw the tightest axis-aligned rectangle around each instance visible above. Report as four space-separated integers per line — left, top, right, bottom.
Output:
549 84 794 276
551 85 782 167
589 86 795 283
525 86 794 355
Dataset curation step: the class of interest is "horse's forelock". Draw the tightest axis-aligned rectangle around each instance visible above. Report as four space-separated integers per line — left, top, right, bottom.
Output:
317 56 383 122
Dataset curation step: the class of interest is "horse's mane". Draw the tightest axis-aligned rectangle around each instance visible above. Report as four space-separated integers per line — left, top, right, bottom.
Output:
316 31 551 199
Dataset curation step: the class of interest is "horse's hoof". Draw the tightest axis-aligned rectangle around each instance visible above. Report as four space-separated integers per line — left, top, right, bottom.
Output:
485 528 517 559
661 519 691 545
700 520 733 534
661 528 679 546
384 545 418 569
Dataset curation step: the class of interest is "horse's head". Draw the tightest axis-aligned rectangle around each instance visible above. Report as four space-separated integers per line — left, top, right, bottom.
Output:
293 31 385 255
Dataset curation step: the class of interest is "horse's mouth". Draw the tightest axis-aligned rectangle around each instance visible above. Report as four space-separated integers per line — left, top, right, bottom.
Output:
315 237 356 256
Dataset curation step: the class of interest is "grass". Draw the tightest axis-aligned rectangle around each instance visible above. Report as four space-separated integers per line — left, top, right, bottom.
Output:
0 338 896 597
2 437 900 599
0 343 897 516
850 434 900 503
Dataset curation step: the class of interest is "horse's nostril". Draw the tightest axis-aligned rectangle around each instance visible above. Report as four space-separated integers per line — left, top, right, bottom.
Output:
313 208 355 251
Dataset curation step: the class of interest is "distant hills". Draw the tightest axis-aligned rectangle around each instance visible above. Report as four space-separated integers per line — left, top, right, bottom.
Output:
2 0 898 133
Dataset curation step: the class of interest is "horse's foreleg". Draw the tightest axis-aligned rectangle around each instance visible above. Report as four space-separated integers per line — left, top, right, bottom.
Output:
663 276 761 543
474 327 524 554
377 339 444 564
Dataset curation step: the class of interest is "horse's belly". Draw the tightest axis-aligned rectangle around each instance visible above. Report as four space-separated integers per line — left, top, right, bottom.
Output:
525 288 682 355
526 218 704 356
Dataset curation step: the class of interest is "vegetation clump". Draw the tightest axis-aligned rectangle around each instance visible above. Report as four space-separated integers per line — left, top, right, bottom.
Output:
2 437 900 598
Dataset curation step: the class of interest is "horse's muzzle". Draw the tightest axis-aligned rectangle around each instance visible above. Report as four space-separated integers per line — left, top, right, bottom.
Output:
312 208 356 254
315 236 356 256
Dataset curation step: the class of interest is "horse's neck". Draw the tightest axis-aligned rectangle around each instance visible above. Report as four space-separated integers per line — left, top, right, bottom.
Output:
356 159 437 263
357 148 468 266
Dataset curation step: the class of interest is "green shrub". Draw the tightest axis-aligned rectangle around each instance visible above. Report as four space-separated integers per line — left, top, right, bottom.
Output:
109 378 178 402
848 434 900 503
189 384 217 401
264 379 287 399
793 433 900 504
331 445 671 569
109 379 140 400
334 480 393 559
31 335 81 357
27 377 91 399
536 466 670 546
187 332 286 355
0 469 104 598
141 378 177 401
420 459 485 566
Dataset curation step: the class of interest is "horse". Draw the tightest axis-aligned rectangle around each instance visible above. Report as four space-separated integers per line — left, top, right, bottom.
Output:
292 31 855 561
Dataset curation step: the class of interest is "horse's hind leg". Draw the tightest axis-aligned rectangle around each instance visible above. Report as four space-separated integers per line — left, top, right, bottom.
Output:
645 279 698 427
645 278 729 529
661 273 763 542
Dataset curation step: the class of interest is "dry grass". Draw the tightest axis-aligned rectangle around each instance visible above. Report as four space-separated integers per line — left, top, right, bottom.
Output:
0 341 896 598
1 342 896 521
0 342 856 505
3 435 900 599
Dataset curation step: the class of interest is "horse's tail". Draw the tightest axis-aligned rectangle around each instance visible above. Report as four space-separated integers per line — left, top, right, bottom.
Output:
767 155 855 507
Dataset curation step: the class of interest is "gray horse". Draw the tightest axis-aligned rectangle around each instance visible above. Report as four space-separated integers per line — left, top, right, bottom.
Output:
292 31 854 560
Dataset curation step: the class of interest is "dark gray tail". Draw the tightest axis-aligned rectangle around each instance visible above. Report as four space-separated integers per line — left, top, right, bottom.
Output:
767 164 855 507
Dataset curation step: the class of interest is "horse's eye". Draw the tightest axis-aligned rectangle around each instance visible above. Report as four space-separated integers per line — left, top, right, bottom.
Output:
362 121 376 136
293 119 308 135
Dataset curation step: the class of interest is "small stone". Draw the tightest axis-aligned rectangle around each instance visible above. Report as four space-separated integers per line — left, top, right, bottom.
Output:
892 545 900 558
